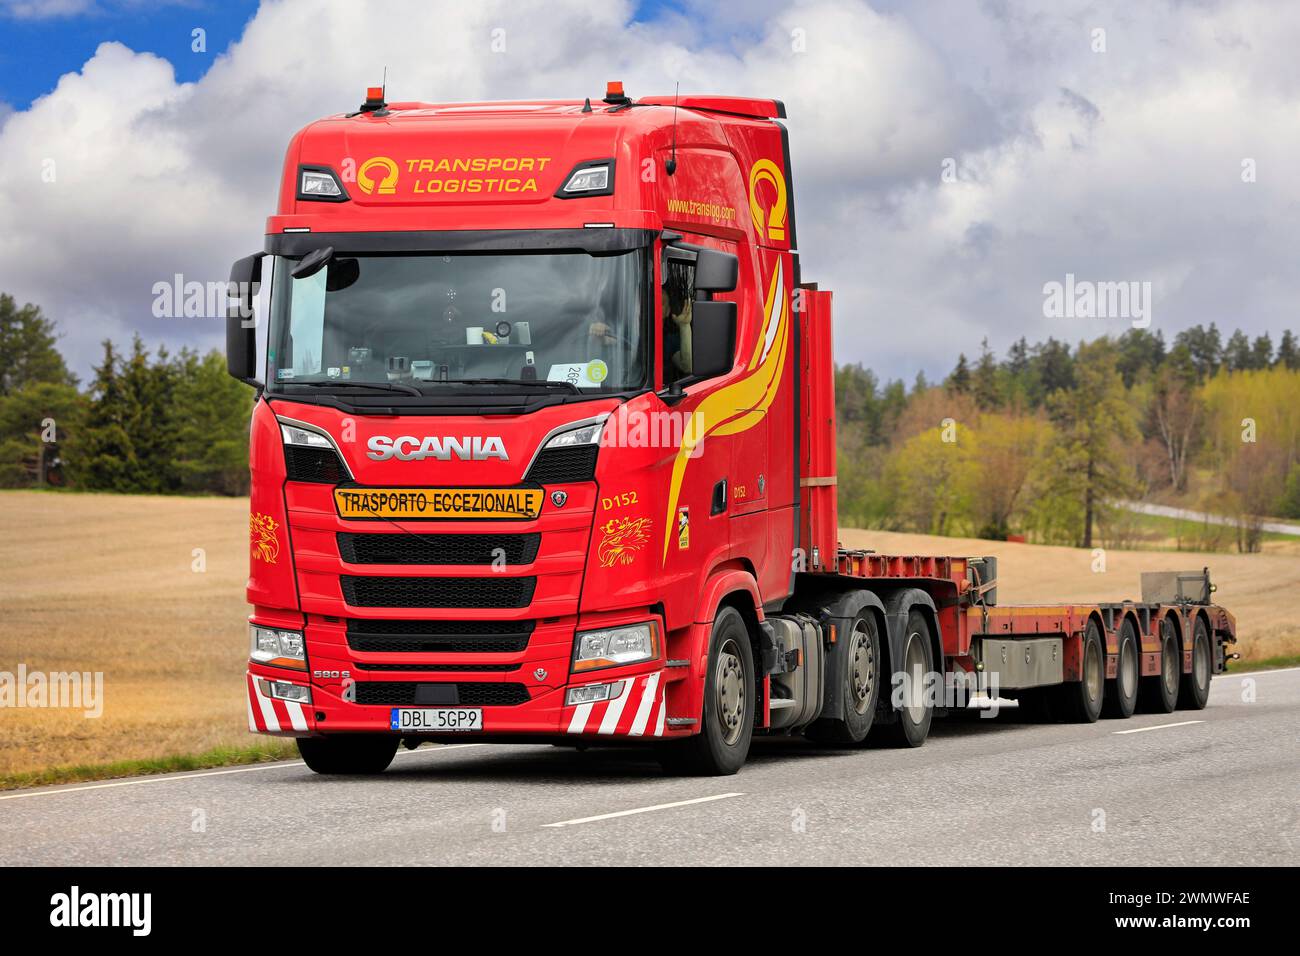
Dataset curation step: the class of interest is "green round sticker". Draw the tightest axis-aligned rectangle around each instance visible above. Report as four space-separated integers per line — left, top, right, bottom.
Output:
588 360 609 383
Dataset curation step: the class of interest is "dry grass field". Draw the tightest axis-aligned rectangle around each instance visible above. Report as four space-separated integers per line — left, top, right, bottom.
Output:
1 490 1297 779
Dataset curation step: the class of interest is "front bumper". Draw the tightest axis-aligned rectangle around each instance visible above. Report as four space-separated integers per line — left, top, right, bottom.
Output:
246 662 668 740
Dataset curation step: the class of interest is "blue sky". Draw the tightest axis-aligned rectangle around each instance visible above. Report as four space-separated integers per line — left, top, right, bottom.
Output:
0 2 257 109
0 0 694 110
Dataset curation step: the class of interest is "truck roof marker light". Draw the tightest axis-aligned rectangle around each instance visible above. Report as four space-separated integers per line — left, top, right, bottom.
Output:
555 160 615 198
603 80 629 106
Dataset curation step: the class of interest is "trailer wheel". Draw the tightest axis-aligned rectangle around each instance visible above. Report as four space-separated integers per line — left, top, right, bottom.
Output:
296 734 399 775
875 610 934 748
1054 619 1105 723
804 610 881 746
1102 618 1139 719
1178 616 1212 711
657 606 754 776
1138 618 1179 713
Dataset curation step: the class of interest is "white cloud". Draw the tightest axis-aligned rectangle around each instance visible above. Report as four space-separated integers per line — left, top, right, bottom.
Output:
0 0 1295 382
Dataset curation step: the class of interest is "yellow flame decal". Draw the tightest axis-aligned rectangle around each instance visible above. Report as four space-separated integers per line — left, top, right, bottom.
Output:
661 258 788 561
748 159 788 242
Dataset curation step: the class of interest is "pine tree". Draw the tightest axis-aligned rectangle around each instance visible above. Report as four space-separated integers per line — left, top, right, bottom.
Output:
1223 330 1252 371
78 340 140 491
1277 330 1300 370
0 294 76 396
946 353 972 394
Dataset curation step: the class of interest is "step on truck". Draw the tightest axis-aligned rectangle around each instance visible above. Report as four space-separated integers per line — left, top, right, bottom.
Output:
226 83 1239 775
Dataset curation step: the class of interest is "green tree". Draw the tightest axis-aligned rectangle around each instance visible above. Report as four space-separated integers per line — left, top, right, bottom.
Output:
0 294 76 396
172 350 253 494
1276 330 1299 370
77 340 141 491
946 353 972 395
1040 340 1139 548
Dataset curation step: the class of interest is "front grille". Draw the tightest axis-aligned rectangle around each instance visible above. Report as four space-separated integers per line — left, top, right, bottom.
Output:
346 619 534 654
525 445 598 483
351 661 520 672
338 532 540 566
354 681 531 706
284 445 348 483
340 576 535 609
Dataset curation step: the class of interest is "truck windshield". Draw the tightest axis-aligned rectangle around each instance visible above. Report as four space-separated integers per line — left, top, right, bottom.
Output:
267 249 647 392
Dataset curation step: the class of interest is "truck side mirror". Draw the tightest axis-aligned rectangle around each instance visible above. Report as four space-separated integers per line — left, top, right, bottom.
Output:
694 248 738 293
226 252 265 385
689 299 737 380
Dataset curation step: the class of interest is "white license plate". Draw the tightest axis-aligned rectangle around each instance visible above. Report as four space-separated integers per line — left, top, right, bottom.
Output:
390 708 483 732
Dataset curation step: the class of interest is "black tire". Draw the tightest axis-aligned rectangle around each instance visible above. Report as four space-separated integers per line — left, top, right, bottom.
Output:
1053 619 1105 723
875 609 934 748
804 609 882 746
296 734 399 775
1178 616 1212 710
657 606 754 776
1138 617 1180 714
1102 618 1139 719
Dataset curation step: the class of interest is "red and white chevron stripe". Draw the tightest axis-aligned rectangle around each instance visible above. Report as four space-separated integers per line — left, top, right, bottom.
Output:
246 673 309 734
566 672 665 737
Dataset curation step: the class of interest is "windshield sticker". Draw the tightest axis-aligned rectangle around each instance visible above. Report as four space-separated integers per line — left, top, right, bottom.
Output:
548 362 606 388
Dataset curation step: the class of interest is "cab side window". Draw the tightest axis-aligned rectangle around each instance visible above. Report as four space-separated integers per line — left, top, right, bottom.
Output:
662 257 697 386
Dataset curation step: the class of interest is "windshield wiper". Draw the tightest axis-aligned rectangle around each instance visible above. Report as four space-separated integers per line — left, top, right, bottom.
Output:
435 378 581 394
279 380 426 397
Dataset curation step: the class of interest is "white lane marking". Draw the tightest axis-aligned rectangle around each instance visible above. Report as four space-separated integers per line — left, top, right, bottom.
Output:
629 673 660 736
1225 666 1300 677
1113 720 1205 735
541 792 744 828
597 678 634 734
0 744 482 802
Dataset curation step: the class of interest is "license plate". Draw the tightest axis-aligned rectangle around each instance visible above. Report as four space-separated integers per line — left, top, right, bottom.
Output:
335 487 543 521
390 708 483 732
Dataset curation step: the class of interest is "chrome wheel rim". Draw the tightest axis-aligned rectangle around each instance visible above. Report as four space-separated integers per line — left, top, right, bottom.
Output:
715 638 746 746
1162 630 1179 696
848 620 876 716
1194 630 1210 687
902 632 926 723
1084 637 1103 704
1119 633 1137 699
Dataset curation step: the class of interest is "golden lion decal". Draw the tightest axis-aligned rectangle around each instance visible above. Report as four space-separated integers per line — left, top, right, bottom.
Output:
250 512 280 564
597 516 651 568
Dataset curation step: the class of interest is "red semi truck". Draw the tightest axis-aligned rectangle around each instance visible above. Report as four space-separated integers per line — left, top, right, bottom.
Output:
226 84 1238 775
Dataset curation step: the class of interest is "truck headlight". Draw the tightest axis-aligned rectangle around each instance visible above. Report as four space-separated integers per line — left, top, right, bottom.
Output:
565 681 624 706
572 621 660 672
544 420 603 449
250 624 306 670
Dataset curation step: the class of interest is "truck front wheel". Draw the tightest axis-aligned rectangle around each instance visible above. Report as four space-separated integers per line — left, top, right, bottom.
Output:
658 606 754 776
297 734 399 775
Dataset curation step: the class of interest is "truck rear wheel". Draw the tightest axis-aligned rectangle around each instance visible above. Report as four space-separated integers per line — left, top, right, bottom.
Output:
657 606 754 776
1178 617 1212 710
875 610 934 748
1053 619 1104 723
1138 618 1179 713
296 734 399 775
804 610 881 746
1102 618 1139 719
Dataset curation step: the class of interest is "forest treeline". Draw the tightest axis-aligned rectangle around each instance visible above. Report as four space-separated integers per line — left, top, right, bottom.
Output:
0 294 252 495
836 326 1300 552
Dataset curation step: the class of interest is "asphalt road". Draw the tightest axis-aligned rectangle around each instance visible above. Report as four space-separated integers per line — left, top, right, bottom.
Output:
2 668 1296 866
